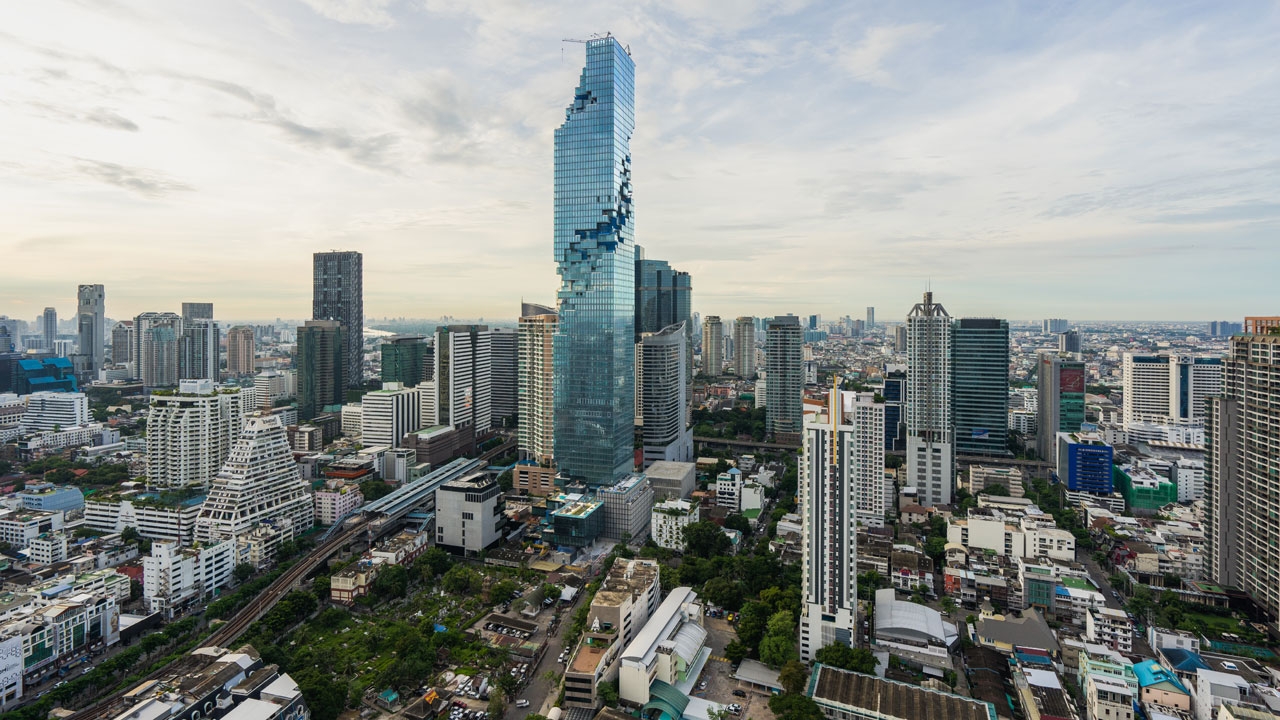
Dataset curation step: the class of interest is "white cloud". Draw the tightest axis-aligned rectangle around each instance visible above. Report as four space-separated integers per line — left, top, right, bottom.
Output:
0 1 1277 321
839 23 938 86
297 0 396 27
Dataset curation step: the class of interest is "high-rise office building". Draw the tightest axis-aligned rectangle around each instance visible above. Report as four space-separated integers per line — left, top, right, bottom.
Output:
195 414 314 543
297 320 345 420
360 382 420 448
799 390 882 661
135 312 183 389
380 335 432 388
906 292 954 507
637 322 692 465
1036 354 1086 463
1058 330 1081 355
42 307 57 352
635 248 693 410
111 321 134 365
865 307 875 329
148 379 253 489
553 36 637 486
893 325 907 353
519 303 557 465
75 284 105 376
733 317 756 379
181 303 214 322
431 325 492 435
634 249 692 339
312 250 364 387
702 316 724 376
881 367 906 451
489 328 518 426
1206 332 1280 619
765 315 804 441
1042 318 1069 334
953 318 1010 457
1122 352 1223 427
179 319 220 381
226 326 255 377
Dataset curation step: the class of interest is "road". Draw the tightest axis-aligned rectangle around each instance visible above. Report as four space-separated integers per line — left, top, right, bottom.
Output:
507 592 584 720
1076 548 1157 658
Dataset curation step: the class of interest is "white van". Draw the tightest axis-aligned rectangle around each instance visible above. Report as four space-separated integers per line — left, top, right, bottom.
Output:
516 700 530 708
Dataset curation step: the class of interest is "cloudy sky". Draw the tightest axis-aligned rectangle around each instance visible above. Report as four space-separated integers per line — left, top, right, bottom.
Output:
2 1 1278 324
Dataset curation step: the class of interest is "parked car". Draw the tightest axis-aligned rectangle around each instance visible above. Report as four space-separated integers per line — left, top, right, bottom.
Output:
732 690 747 698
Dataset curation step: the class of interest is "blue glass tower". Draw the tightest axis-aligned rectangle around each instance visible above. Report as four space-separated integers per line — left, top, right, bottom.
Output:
553 37 637 486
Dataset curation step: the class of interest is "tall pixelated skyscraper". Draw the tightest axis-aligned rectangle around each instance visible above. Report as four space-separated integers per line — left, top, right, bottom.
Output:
553 36 637 486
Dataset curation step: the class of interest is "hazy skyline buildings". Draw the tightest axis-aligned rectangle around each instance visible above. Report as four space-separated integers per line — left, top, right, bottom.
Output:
552 36 637 486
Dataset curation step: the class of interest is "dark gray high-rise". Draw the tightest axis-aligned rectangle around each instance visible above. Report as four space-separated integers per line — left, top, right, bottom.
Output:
953 318 1010 457
634 247 692 340
765 315 804 442
313 251 363 387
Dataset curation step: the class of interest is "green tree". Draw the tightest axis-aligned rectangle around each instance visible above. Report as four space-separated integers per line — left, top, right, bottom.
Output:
702 576 745 611
813 644 878 674
359 479 394 501
735 601 772 649
759 610 798 667
778 660 809 695
234 562 255 583
129 579 143 601
598 680 619 707
416 547 453 578
312 575 330 600
121 526 139 545
497 469 514 491
724 514 751 533
373 564 410 600
940 597 957 615
487 696 506 720
490 579 518 603
140 632 167 657
682 521 732 558
769 694 824 720
443 564 480 594
724 640 750 664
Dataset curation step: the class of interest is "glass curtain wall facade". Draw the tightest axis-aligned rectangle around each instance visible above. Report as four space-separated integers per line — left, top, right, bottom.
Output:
953 318 1010 456
553 37 637 486
312 251 364 388
634 250 692 338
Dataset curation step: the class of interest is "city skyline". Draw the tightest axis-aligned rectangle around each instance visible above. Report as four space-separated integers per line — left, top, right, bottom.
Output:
3 2 1278 321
